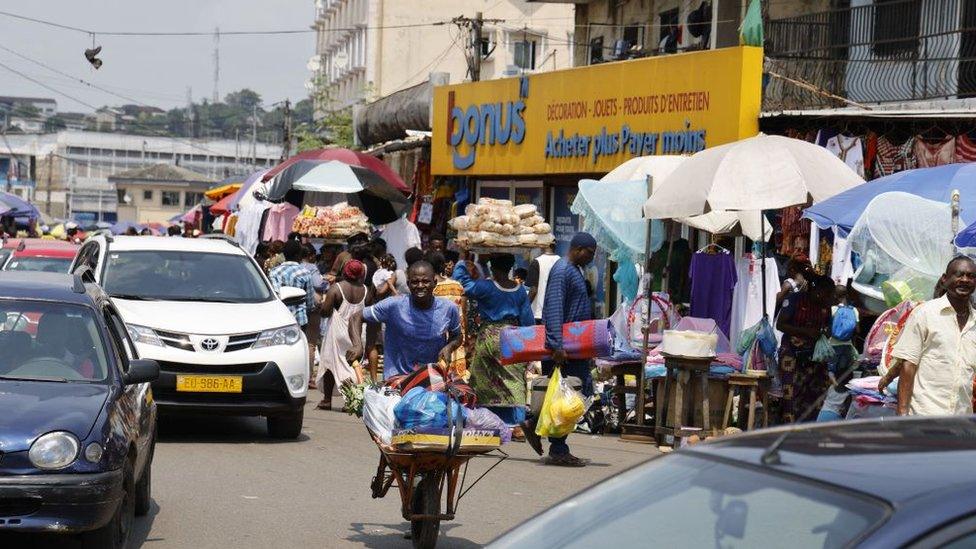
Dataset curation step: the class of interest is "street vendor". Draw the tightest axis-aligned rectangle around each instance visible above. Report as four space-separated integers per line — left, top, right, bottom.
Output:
348 260 462 379
453 251 534 439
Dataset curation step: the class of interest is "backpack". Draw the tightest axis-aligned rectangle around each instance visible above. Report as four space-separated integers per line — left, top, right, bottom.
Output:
831 305 857 342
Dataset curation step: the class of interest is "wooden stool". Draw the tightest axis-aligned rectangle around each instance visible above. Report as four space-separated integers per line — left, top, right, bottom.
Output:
723 373 769 430
655 354 713 447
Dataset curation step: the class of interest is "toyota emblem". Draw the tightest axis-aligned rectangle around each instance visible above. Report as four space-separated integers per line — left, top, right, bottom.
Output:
200 338 220 352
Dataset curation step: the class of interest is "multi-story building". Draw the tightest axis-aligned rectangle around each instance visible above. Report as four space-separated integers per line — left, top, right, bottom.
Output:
0 130 280 221
310 0 576 111
0 96 59 133
111 164 216 224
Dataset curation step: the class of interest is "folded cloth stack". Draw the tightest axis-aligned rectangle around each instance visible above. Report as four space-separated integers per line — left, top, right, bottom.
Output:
846 376 897 405
499 319 613 365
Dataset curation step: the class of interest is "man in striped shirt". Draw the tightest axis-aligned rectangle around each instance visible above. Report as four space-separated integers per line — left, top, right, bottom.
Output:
523 232 597 467
269 239 316 328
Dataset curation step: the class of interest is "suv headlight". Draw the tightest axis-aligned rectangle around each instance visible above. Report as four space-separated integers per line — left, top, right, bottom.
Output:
29 431 79 470
253 325 302 349
127 324 164 347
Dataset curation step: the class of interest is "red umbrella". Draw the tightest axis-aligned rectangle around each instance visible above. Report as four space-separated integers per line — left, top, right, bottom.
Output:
261 148 410 193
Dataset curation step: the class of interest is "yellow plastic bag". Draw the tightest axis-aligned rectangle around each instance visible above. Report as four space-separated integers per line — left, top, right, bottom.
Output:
535 367 587 438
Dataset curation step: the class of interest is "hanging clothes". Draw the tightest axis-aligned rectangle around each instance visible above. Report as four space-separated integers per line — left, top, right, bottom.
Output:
778 206 811 258
224 213 239 237
875 136 917 178
729 253 780 348
831 231 854 285
816 128 839 148
863 132 878 178
263 202 300 242
377 216 422 270
689 250 737 337
825 134 865 178
914 136 956 167
956 134 976 162
235 201 272 255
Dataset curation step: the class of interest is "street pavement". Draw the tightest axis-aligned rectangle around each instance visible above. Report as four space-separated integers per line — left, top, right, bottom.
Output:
4 400 657 548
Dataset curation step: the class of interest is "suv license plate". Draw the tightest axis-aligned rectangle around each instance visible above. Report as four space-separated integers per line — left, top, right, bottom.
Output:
175 375 243 393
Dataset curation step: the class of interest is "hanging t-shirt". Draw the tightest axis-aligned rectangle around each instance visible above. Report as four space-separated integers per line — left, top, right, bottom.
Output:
378 216 422 271
729 254 781 347
689 251 737 338
825 135 865 178
874 136 917 178
263 202 300 242
914 136 956 167
956 134 976 162
235 202 272 255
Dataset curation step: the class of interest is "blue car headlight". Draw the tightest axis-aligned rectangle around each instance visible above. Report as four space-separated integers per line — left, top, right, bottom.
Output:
29 431 79 470
253 325 302 349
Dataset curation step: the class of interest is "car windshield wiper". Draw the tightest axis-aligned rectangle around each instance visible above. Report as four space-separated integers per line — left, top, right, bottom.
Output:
0 375 68 382
167 297 240 303
109 293 157 301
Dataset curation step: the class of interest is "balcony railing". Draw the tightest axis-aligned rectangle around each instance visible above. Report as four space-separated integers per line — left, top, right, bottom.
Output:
764 0 976 110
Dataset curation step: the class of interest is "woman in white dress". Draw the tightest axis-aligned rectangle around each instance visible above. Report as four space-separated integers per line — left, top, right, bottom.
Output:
316 259 370 410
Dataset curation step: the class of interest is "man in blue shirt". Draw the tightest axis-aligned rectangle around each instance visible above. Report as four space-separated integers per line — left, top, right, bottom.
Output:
349 261 462 378
523 232 597 467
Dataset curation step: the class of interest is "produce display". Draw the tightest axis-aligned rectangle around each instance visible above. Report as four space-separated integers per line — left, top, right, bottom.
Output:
449 197 554 249
292 204 371 238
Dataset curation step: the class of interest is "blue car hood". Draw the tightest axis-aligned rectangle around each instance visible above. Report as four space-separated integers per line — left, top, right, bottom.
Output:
0 380 110 452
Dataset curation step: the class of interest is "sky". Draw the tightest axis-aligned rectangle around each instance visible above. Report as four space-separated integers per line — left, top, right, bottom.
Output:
0 0 313 113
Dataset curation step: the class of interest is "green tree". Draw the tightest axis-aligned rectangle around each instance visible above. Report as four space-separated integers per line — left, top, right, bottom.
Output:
307 75 355 149
224 89 262 112
43 116 67 132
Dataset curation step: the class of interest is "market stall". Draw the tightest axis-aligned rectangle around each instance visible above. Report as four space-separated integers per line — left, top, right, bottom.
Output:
642 134 865 439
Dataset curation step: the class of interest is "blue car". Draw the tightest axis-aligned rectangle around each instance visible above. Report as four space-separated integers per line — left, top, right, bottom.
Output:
491 416 976 548
0 272 158 548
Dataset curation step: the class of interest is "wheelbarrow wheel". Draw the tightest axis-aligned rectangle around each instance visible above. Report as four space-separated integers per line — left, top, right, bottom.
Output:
411 472 442 549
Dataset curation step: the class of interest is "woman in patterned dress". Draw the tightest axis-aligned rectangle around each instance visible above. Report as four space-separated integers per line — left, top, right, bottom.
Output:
428 252 468 379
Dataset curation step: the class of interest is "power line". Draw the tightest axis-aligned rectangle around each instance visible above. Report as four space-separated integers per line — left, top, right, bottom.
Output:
0 9 452 37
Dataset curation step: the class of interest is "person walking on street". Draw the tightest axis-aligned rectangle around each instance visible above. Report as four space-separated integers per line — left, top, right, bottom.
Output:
454 252 534 439
301 243 328 389
268 240 316 330
776 274 834 424
886 256 976 416
317 260 370 410
348 261 462 379
429 252 468 378
522 232 597 467
527 242 560 324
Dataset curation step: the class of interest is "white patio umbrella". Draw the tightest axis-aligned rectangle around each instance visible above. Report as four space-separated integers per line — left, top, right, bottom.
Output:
680 210 772 241
643 134 865 219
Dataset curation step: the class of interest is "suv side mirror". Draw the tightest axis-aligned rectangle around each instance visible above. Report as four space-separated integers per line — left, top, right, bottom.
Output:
124 359 160 385
278 286 307 307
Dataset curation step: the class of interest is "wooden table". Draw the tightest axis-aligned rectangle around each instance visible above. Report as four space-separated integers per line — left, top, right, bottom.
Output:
654 354 715 447
605 361 656 442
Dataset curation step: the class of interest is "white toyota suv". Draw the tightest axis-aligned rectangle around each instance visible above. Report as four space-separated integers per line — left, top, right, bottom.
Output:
70 234 309 438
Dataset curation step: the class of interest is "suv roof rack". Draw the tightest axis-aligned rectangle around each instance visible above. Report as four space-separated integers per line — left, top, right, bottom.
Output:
198 233 241 247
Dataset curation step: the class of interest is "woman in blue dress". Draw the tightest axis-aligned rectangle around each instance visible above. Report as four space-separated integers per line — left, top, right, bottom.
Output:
453 252 534 438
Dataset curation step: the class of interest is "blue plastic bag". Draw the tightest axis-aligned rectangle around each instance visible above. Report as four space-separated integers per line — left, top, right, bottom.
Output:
831 305 857 341
394 387 466 430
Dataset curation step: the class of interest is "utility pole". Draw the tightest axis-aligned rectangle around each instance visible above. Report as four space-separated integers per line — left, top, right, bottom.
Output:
453 13 504 82
280 100 292 161
44 153 52 215
472 12 483 82
251 104 257 166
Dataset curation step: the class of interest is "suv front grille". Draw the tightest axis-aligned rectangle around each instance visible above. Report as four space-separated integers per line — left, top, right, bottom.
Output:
155 329 193 351
157 361 267 375
226 332 261 352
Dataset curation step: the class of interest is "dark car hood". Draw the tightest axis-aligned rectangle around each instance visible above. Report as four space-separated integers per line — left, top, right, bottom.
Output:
0 380 110 452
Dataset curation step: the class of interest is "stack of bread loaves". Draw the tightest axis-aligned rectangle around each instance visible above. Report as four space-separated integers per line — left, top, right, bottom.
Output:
450 198 555 248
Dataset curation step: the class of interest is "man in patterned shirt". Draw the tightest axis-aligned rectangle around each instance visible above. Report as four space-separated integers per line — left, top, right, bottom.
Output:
269 239 316 328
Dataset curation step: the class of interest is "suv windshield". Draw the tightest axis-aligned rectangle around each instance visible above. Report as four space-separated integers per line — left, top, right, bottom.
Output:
102 250 272 303
0 301 110 383
6 256 73 273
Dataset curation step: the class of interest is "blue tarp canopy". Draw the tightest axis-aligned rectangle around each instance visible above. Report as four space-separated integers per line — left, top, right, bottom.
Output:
804 163 976 235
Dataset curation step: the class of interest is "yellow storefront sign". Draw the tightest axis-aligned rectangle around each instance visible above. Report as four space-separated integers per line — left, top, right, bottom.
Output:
431 46 762 176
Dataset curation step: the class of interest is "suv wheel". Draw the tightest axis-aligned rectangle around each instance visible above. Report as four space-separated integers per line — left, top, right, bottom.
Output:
81 460 134 549
267 409 304 439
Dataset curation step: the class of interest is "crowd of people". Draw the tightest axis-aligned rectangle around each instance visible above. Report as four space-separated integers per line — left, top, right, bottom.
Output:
257 229 599 467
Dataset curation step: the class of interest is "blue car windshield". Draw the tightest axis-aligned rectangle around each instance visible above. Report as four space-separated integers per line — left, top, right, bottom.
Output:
102 250 272 303
0 301 110 383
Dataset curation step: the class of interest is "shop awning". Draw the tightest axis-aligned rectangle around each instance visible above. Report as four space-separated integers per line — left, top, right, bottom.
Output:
205 183 242 200
355 80 434 147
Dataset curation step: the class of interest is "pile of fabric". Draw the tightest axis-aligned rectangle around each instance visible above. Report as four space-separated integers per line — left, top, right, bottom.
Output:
361 363 510 451
450 197 555 248
291 204 371 238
